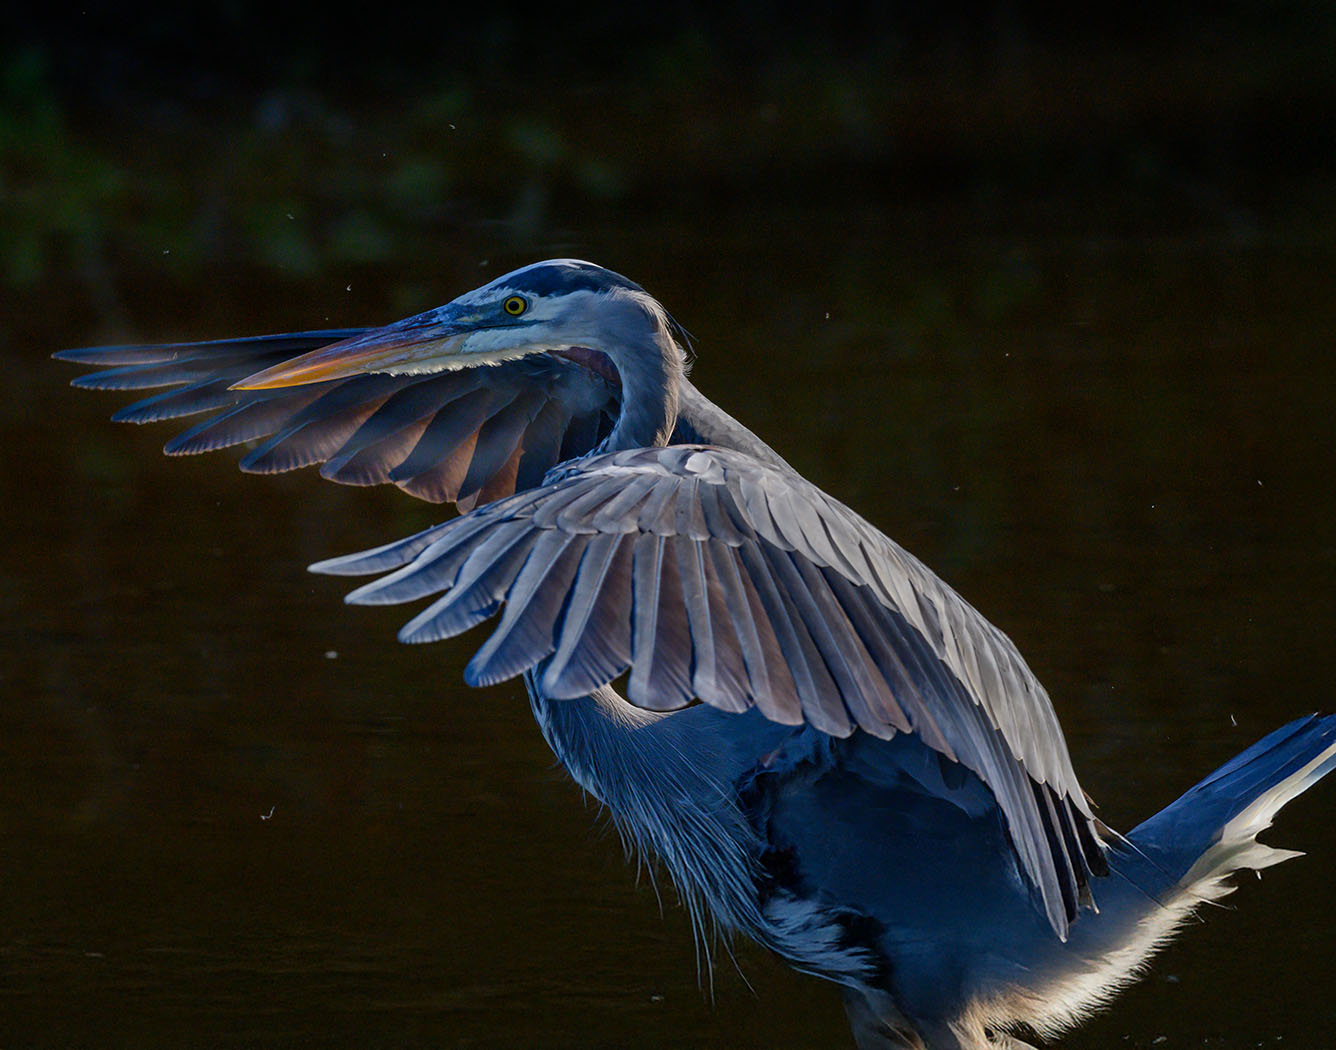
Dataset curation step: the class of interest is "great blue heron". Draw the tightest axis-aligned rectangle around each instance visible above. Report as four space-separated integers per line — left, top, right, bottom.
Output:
57 259 1335 1050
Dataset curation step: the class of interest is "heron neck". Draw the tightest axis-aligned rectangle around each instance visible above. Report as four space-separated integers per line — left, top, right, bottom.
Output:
600 328 680 453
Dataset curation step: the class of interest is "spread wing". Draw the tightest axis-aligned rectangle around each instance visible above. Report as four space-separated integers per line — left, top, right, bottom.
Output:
313 444 1107 937
55 331 619 508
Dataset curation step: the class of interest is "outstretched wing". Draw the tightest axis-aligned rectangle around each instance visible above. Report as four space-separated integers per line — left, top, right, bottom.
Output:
55 331 619 508
314 444 1106 937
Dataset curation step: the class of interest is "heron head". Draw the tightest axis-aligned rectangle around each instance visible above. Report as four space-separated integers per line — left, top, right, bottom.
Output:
232 260 677 392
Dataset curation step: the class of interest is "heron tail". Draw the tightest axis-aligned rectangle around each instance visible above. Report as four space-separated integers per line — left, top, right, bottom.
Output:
1024 715 1336 1037
1118 713 1336 900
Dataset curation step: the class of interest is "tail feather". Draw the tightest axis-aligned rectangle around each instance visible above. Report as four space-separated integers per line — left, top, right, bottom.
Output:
1126 714 1336 892
1023 714 1336 1037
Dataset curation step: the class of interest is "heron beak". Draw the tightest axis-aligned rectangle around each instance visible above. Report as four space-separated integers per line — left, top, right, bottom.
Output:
230 316 471 390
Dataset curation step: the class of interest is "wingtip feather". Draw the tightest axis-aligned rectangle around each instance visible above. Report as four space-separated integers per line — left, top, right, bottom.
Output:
309 550 396 576
343 575 410 605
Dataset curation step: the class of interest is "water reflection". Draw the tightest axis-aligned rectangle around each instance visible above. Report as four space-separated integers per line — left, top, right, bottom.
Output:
5 221 1336 1047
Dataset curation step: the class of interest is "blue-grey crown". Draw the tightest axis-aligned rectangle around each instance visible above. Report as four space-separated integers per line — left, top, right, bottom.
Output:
503 259 646 299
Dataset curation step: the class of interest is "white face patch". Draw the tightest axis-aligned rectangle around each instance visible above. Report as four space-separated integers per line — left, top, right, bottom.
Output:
453 326 553 365
442 288 607 367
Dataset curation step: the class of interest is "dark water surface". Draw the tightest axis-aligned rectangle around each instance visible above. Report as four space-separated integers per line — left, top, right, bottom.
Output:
4 209 1336 1048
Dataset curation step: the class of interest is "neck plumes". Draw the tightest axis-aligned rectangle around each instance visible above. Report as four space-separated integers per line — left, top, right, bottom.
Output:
526 683 767 945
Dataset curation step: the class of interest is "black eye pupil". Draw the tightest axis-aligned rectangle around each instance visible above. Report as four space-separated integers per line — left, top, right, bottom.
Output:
506 297 525 315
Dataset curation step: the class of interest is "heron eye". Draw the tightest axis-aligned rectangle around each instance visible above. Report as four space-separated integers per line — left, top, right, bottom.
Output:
503 295 528 316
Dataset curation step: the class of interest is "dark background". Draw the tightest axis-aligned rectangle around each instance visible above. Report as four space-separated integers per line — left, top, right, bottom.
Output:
3 4 1335 1047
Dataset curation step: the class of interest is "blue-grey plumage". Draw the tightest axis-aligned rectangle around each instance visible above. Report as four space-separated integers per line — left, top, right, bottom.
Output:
56 259 1336 1050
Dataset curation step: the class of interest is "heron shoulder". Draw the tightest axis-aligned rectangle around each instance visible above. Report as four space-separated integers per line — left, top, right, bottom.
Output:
672 378 791 469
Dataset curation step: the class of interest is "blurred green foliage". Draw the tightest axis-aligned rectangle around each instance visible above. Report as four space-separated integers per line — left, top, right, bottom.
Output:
2 5 1334 292
0 49 124 285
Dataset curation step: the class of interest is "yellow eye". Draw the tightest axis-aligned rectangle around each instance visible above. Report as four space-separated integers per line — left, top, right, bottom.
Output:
503 295 528 316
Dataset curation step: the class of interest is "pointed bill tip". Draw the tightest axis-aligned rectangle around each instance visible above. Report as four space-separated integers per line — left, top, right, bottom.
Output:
229 355 340 390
